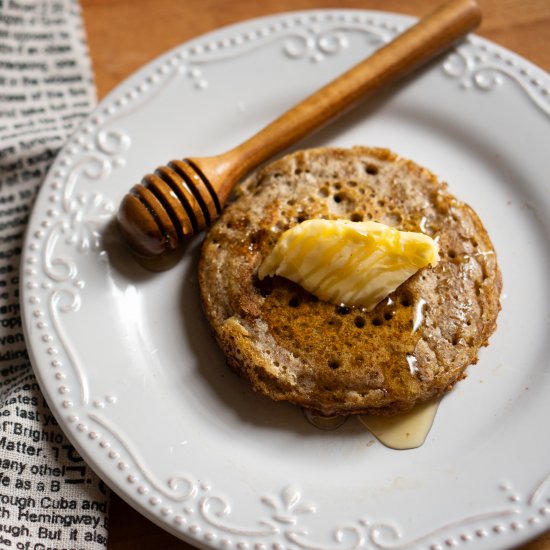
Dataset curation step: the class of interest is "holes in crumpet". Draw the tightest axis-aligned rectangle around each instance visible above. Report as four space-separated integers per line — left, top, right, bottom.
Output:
365 163 379 175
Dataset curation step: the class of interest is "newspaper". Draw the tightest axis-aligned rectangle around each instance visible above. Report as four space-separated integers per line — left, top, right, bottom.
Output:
0 1 109 547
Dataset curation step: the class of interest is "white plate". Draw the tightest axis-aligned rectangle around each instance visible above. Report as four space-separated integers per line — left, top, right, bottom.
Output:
21 10 550 550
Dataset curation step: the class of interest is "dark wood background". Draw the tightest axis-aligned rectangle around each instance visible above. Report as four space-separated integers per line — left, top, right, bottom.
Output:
79 0 550 548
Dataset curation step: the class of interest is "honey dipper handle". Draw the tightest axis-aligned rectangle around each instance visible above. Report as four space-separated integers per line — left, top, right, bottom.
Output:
205 0 480 203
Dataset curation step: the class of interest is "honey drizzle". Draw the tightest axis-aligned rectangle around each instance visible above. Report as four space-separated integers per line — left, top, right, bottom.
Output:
358 398 440 450
303 410 348 430
303 399 440 451
412 297 427 333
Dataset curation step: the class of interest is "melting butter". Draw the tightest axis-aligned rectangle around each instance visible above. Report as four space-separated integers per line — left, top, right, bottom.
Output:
259 219 439 311
358 399 440 450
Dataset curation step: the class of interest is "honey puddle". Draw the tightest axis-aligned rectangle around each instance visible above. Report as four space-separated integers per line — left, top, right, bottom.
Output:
303 410 348 430
358 398 440 450
304 398 440 450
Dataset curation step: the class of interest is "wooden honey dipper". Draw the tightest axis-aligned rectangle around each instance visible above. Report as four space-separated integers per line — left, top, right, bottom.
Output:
117 0 481 269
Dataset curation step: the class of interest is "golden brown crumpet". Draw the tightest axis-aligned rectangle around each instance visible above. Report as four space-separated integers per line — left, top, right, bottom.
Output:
198 147 502 416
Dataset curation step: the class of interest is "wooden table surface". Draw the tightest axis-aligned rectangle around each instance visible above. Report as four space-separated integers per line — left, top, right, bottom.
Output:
80 0 550 548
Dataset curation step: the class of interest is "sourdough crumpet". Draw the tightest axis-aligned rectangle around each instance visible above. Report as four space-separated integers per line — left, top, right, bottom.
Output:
198 147 502 416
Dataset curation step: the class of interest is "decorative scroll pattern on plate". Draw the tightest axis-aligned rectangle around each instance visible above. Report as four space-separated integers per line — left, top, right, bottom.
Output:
25 128 127 405
442 39 550 116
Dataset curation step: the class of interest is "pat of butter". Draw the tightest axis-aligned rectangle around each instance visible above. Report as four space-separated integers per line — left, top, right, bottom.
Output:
258 219 439 311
